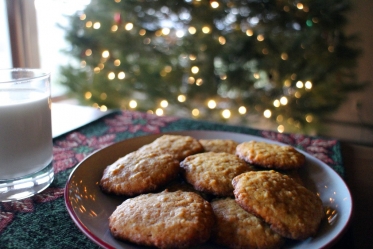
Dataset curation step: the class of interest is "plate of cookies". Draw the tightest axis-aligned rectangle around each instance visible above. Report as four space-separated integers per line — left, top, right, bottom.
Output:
64 130 352 249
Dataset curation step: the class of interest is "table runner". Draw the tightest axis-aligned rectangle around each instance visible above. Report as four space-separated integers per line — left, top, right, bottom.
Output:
0 110 343 248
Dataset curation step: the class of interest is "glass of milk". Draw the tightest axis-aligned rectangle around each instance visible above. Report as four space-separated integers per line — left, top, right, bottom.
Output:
0 68 54 202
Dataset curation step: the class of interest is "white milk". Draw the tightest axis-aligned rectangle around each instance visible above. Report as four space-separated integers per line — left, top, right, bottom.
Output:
0 89 53 180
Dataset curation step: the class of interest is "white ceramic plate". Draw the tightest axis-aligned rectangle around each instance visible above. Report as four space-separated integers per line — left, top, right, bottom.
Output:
64 130 353 249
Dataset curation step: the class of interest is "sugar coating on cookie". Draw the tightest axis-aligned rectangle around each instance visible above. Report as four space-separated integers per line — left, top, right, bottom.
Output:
138 135 204 161
211 198 284 249
199 139 238 154
232 171 324 240
109 191 215 248
236 141 305 170
100 151 180 196
180 152 253 197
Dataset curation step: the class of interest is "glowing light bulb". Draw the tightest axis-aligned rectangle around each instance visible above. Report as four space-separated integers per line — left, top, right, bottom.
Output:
207 100 217 109
263 109 272 118
178 95 186 102
238 106 247 114
118 72 125 79
155 108 164 116
160 100 168 108
192 108 200 116
108 72 115 80
191 66 199 74
222 109 231 119
102 50 110 58
125 23 133 30
129 100 137 108
280 97 288 105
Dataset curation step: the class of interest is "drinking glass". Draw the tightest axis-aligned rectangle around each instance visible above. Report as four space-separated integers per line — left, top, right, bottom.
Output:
0 68 54 202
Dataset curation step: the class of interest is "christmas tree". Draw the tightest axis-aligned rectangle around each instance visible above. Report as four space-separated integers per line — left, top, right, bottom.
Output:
59 0 363 133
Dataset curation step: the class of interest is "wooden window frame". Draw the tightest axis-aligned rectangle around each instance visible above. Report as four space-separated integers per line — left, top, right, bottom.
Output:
6 0 40 68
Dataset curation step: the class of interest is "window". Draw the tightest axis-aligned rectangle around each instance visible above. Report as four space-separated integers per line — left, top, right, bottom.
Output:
3 0 90 97
0 0 12 68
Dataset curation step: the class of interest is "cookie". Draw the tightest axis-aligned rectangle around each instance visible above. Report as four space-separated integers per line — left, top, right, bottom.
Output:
236 141 305 170
109 190 215 248
100 151 180 196
232 171 324 240
199 139 238 154
138 135 204 161
180 152 252 197
210 198 284 249
163 180 212 201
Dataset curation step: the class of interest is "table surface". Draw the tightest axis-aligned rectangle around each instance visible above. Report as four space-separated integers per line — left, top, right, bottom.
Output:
1 103 372 248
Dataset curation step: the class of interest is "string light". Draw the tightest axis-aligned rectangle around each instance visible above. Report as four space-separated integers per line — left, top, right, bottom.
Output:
118 72 125 79
210 1 219 8
178 95 186 102
85 49 92 56
188 26 197 34
238 106 247 114
222 109 231 119
191 66 199 74
108 72 115 80
273 99 280 107
160 100 168 108
305 81 312 89
218 36 226 45
93 22 101 29
176 30 185 38
192 108 200 116
277 125 285 133
114 59 121 66
306 114 313 123
100 93 107 100
263 109 272 118
162 28 170 35
281 53 288 60
188 77 195 84
246 29 253 36
280 96 288 105
129 100 137 108
100 105 108 111
155 108 164 116
296 81 303 88
85 92 92 99
124 23 133 31
111 25 118 32
202 26 211 34
207 100 217 109
102 50 110 58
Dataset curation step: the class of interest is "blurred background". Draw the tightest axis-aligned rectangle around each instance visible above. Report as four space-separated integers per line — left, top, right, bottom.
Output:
1 0 372 146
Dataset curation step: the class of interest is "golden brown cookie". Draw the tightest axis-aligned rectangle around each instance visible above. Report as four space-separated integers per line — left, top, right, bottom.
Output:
163 180 212 201
199 139 238 154
236 141 305 170
180 152 252 197
210 198 284 249
232 171 324 240
100 151 180 196
138 135 204 161
109 190 215 248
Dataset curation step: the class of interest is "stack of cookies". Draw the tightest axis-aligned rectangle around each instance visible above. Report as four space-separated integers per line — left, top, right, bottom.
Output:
100 135 324 249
